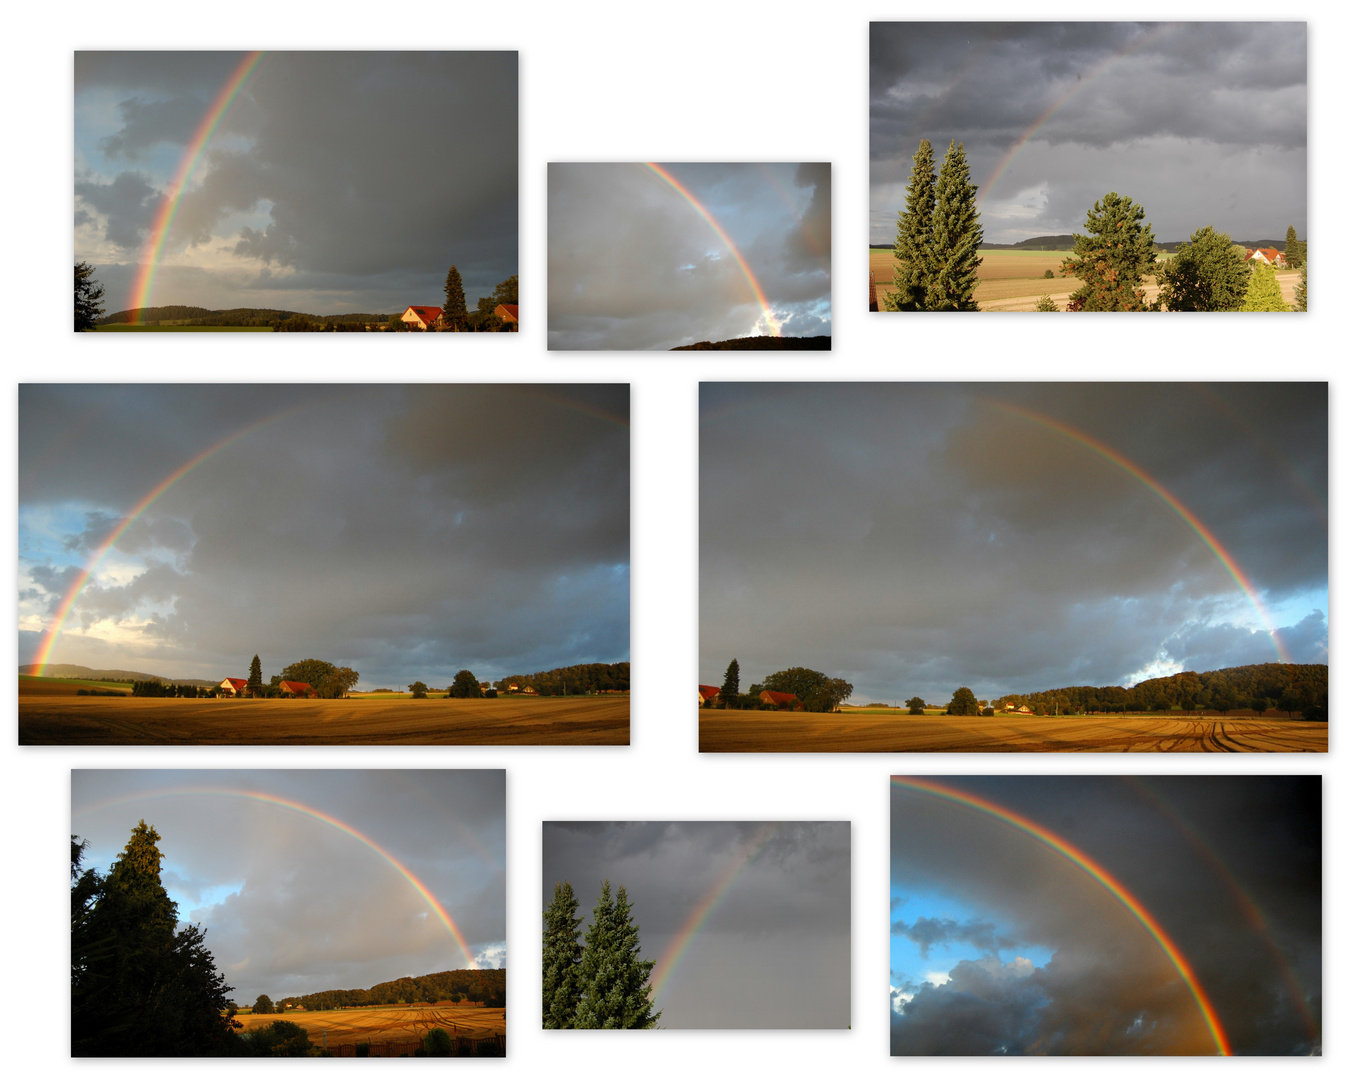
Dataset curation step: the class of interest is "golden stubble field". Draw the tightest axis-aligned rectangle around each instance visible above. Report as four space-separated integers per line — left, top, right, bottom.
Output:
236 1002 504 1048
868 249 1302 311
700 710 1327 752
17 678 627 745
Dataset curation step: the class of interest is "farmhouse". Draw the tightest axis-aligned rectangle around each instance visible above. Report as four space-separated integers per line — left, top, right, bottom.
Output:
759 689 799 710
400 305 443 330
277 680 317 699
1245 248 1286 268
218 677 249 697
495 303 519 328
698 684 721 706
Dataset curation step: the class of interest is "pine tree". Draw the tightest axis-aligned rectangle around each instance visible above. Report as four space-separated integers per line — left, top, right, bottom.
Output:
542 882 584 1028
1062 192 1157 311
75 261 106 331
1284 225 1304 268
926 140 983 310
719 658 740 707
574 881 661 1029
442 265 467 331
1035 295 1058 311
1240 260 1290 311
883 139 936 311
248 654 263 696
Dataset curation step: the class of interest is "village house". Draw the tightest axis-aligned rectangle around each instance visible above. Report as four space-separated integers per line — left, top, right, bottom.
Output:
759 689 799 710
494 303 519 329
277 680 317 699
400 305 443 330
698 684 721 706
218 677 248 697
1245 248 1286 268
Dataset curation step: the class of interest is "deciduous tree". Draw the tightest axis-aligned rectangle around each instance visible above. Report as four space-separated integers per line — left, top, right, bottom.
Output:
408 681 429 699
253 994 274 1014
1062 192 1157 311
449 669 484 698
905 696 926 715
762 667 852 712
542 881 584 1028
280 659 336 689
1157 226 1250 311
574 881 661 1029
946 687 980 716
75 261 106 331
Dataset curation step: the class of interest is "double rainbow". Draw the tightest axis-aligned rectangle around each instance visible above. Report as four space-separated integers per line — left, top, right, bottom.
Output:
891 777 1230 1055
127 51 265 321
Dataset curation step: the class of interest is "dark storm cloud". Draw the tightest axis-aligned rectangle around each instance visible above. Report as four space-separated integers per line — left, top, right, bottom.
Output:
869 23 1306 242
894 915 1014 958
71 770 506 1004
19 385 628 685
890 777 1321 1055
74 52 517 312
699 384 1326 703
542 821 850 1028
74 171 159 249
548 163 831 350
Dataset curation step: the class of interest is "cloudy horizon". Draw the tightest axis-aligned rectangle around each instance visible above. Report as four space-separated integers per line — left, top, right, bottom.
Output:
75 52 517 316
549 162 831 349
870 23 1307 246
20 385 628 688
72 770 506 1006
543 821 850 1028
700 383 1327 705
890 776 1320 1055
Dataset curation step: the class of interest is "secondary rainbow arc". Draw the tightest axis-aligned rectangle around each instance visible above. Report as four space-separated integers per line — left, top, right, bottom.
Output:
891 777 1231 1055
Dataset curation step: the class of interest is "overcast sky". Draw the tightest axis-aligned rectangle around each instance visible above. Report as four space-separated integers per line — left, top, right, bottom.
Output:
20 384 628 687
549 163 831 349
870 23 1307 245
890 776 1320 1055
700 383 1327 705
542 821 849 1028
72 770 505 1006
75 52 517 316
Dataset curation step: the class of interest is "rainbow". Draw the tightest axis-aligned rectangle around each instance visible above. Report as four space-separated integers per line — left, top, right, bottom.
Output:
650 823 779 1000
891 777 1230 1055
74 785 478 968
127 51 265 321
979 25 1176 205
31 407 301 675
991 400 1291 663
641 163 782 336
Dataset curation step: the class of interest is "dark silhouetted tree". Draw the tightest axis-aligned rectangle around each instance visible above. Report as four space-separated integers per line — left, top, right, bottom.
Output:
719 658 740 707
253 994 274 1014
248 654 263 696
574 881 661 1029
905 696 926 715
449 669 484 698
424 1027 453 1056
1158 226 1250 311
947 687 980 716
542 881 584 1028
408 681 429 699
442 265 467 331
762 667 852 712
75 261 106 331
1062 192 1156 311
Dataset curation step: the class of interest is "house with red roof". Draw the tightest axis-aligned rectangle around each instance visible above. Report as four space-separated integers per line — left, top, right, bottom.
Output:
218 677 249 697
494 303 519 329
277 680 317 699
400 305 443 330
698 684 721 706
1245 248 1286 268
759 689 799 710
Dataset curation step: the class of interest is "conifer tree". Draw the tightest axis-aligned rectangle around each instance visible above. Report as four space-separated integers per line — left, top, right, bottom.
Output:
1284 225 1304 268
574 881 661 1029
1157 225 1250 311
884 139 936 311
542 881 584 1028
75 261 106 331
719 658 740 707
1240 260 1290 311
1062 192 1157 311
442 265 467 331
248 654 263 695
1294 263 1307 312
926 140 983 310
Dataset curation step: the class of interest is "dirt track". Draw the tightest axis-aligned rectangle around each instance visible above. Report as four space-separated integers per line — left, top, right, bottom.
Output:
18 691 628 745
699 712 1327 752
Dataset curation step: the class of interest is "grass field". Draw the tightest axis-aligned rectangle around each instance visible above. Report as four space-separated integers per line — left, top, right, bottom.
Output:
869 248 1300 311
699 710 1326 752
236 1002 504 1050
18 676 628 744
97 324 273 331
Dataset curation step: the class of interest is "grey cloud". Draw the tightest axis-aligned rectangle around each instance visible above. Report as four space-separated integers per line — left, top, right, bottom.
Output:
74 171 159 250
894 916 1015 958
99 94 209 159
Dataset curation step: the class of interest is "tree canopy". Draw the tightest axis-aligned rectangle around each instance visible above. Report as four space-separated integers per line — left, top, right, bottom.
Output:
946 686 980 715
75 261 106 331
761 667 853 712
448 669 484 698
1158 226 1250 311
905 696 926 715
1062 192 1156 311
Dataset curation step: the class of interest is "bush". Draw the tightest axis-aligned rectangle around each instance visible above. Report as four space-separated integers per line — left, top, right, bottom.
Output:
424 1028 453 1057
1043 268 1054 278
982 707 995 717
1035 295 1058 311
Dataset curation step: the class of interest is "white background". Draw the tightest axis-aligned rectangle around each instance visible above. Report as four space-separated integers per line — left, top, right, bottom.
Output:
2 0 1342 1074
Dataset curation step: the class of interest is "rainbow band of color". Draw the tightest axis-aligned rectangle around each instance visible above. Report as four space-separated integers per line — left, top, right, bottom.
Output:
641 163 781 336
892 777 1230 1055
993 400 1290 663
32 408 299 675
650 823 779 1000
76 786 477 968
128 51 265 321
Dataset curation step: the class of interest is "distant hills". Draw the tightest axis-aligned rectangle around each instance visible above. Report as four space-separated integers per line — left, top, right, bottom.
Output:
872 236 1292 253
672 336 831 351
99 306 389 327
19 663 215 686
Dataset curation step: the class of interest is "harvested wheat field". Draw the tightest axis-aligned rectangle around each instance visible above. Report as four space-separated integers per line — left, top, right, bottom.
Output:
700 711 1326 752
237 1003 504 1054
18 680 628 745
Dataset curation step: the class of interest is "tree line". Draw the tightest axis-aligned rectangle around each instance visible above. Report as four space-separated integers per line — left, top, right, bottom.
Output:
543 880 661 1029
492 662 631 696
273 967 505 1013
707 658 853 713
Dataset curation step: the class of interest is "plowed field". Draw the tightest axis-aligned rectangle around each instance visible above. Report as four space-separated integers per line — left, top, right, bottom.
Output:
236 1002 503 1047
700 712 1326 752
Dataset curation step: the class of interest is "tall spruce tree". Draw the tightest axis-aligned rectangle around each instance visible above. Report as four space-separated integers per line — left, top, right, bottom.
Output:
1062 192 1156 311
75 261 106 331
884 139 936 311
443 265 468 331
542 882 584 1028
1284 225 1304 268
926 140 983 310
574 881 661 1029
247 654 263 696
719 658 740 707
